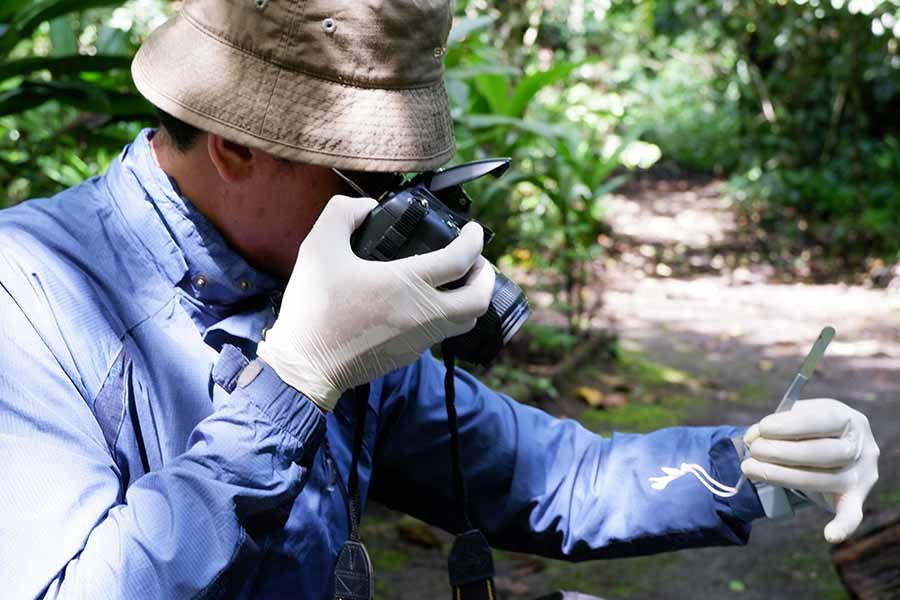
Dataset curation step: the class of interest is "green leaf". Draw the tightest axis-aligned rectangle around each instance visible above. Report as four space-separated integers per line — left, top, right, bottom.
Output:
49 16 77 56
0 81 105 116
448 15 495 45
505 62 583 118
0 80 150 118
0 0 30 22
472 72 510 115
446 64 520 80
459 114 567 140
583 127 646 191
0 0 124 57
0 54 132 81
96 24 129 55
590 175 629 220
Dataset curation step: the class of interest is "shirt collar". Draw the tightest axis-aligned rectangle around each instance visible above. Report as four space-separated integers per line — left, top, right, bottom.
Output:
109 129 283 307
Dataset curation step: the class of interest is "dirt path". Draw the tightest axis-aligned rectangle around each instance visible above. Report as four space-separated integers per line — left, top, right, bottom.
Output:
366 176 900 600
596 176 900 599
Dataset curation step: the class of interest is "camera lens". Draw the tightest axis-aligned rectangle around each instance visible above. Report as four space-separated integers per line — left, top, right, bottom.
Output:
445 272 531 366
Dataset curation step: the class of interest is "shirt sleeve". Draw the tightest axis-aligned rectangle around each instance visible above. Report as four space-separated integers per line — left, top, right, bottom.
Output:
0 283 325 599
370 351 765 560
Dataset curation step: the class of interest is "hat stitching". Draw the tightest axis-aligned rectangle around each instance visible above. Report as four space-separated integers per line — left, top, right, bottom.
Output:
259 0 297 142
134 59 454 163
179 11 442 92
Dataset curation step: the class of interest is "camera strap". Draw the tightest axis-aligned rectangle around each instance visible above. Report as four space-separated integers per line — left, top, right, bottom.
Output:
332 384 374 600
332 348 496 600
442 344 497 600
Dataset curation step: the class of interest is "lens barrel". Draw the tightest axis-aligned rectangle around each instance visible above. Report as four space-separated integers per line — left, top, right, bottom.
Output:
445 272 531 366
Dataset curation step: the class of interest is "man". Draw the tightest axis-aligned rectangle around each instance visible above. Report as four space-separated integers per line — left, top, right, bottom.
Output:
0 1 879 599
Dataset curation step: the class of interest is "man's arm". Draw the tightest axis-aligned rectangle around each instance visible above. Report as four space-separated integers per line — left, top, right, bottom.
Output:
371 351 764 560
0 284 325 599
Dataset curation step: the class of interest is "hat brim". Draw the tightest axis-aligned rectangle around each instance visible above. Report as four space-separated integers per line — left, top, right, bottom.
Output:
132 13 455 172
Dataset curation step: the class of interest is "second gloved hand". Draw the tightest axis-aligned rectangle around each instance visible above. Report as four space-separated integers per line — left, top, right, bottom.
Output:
741 399 880 544
257 195 496 412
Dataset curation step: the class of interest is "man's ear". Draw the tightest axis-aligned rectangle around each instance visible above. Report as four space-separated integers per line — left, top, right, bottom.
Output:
207 134 256 182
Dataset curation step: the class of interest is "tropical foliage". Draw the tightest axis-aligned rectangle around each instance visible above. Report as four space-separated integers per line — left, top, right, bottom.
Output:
1 0 898 312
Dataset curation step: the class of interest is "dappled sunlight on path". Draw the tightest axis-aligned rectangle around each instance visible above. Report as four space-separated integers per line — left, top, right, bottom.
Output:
595 175 900 600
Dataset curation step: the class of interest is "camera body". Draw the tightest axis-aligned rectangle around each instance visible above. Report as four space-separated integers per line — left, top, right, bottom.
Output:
351 159 531 366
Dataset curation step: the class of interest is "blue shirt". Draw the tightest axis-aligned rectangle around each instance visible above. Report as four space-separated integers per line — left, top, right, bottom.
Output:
0 130 764 599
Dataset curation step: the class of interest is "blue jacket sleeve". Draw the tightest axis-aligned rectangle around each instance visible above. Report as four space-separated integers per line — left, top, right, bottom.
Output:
0 284 325 599
370 352 764 560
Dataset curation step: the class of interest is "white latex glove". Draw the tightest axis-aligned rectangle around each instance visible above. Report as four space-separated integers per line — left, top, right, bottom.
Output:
741 398 880 543
257 195 495 411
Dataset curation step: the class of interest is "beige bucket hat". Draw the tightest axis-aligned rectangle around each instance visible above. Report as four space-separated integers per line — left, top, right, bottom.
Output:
132 0 455 172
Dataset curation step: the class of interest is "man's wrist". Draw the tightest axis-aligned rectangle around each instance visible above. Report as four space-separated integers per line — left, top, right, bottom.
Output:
233 358 327 464
711 433 766 522
255 345 340 412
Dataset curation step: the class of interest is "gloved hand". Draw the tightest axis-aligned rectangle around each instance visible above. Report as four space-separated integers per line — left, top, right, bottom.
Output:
741 398 880 543
257 195 496 412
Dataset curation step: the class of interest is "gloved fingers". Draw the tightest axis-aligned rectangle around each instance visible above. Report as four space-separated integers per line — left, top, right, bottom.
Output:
743 423 761 446
740 457 854 492
317 195 379 238
437 257 496 321
401 222 485 288
748 437 860 469
442 317 479 339
824 491 864 544
757 400 851 440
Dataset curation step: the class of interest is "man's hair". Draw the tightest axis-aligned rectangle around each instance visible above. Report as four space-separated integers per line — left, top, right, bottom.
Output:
154 107 298 167
155 107 203 153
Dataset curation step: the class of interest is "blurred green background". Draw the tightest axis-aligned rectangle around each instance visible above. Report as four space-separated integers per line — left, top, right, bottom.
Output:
2 0 898 314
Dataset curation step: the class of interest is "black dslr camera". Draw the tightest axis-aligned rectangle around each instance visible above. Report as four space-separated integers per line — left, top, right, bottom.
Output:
346 159 531 366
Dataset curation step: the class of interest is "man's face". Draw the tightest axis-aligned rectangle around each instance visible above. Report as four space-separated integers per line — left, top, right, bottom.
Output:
212 150 351 277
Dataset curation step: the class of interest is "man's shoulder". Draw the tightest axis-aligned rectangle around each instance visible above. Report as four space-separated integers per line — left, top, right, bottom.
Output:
0 181 149 394
0 178 109 268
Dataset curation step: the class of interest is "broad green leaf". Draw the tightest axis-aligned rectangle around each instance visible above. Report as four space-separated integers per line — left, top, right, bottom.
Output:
0 81 108 116
96 24 129 55
506 62 583 119
0 55 132 81
448 15 495 45
590 175 629 220
460 114 566 140
0 0 124 57
472 72 510 115
591 128 645 189
445 64 520 80
49 16 77 56
0 81 149 118
0 0 30 22
104 92 153 117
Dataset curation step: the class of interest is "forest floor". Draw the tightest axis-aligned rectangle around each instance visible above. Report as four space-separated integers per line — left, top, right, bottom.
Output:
363 175 900 600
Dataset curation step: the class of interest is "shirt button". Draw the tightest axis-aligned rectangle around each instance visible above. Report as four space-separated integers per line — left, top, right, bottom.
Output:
237 279 252 293
192 275 209 289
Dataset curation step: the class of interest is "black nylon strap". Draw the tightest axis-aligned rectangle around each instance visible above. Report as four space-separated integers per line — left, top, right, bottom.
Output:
455 580 496 600
333 385 375 600
442 344 472 531
442 343 496 600
347 384 370 542
339 354 497 600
